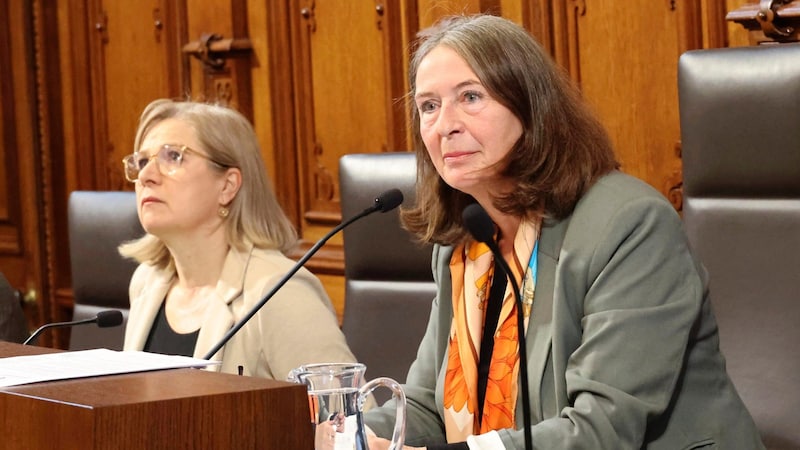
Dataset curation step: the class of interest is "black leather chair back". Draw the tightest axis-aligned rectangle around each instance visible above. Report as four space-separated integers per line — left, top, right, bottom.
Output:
339 153 435 400
68 191 142 350
678 43 800 449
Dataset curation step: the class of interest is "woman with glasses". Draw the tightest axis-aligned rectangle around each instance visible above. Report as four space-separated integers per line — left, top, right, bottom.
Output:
119 99 357 380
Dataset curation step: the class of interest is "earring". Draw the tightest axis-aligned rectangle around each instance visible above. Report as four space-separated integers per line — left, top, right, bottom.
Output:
218 206 230 218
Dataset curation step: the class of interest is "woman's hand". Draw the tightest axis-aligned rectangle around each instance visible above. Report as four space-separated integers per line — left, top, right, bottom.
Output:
314 413 345 450
314 419 337 450
366 434 425 450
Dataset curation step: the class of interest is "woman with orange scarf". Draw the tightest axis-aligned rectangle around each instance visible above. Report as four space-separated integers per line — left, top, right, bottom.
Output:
364 14 762 450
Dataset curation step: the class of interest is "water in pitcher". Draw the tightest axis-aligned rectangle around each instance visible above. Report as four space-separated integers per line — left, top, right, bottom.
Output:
308 387 366 450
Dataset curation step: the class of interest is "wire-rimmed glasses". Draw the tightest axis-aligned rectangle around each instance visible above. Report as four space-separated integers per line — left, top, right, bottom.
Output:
122 144 226 182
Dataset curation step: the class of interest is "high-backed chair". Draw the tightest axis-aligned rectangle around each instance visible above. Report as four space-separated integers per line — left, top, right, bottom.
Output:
68 191 143 350
339 153 435 401
678 43 800 449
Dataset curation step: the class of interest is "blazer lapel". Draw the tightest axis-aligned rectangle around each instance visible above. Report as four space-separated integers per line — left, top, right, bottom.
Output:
524 216 567 422
193 245 251 363
125 269 173 351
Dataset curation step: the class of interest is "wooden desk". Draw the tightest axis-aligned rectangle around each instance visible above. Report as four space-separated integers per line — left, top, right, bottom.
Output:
0 342 313 449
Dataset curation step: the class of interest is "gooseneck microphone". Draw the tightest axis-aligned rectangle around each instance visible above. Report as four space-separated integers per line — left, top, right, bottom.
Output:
23 309 124 345
462 203 533 450
202 188 404 360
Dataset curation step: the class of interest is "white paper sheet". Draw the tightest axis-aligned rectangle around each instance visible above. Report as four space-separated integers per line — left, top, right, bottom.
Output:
0 348 219 387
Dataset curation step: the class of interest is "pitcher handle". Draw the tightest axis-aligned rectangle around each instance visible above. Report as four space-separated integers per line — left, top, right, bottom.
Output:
359 377 406 450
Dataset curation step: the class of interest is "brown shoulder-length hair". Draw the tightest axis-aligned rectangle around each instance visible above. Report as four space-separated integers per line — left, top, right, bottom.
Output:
119 99 298 270
402 14 619 245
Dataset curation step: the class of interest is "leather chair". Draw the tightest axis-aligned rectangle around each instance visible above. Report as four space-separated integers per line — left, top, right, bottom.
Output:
678 43 800 449
339 152 436 402
68 191 142 350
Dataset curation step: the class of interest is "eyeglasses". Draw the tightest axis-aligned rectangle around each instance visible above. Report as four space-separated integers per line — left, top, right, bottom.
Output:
122 144 226 182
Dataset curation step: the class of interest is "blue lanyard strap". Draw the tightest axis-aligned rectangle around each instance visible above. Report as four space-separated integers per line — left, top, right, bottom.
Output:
520 239 539 317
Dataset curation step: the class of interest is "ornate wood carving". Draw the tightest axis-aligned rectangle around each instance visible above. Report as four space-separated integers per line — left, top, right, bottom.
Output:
32 0 57 342
182 34 253 70
277 0 417 276
727 0 800 42
567 0 586 86
293 0 330 224
182 34 254 119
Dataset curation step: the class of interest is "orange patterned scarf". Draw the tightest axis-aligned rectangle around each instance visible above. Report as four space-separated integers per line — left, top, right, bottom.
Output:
443 219 539 442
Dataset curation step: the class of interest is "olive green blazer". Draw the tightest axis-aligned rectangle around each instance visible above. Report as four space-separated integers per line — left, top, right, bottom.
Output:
366 172 763 450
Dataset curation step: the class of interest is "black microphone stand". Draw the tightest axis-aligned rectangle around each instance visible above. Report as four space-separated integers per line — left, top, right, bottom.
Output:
23 310 124 346
202 189 403 361
463 203 533 450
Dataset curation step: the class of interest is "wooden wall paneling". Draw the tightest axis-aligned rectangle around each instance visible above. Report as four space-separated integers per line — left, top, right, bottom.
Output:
289 2 396 246
42 0 190 346
185 0 235 101
46 0 107 344
398 0 420 149
378 0 415 153
42 0 82 341
678 1 705 53
301 1 388 226
726 0 759 45
97 0 188 192
703 0 731 48
500 0 523 24
277 1 418 314
264 1 301 225
550 0 584 84
416 0 501 29
0 0 47 334
244 0 275 201
521 0 556 56
567 1 685 205
288 0 323 233
32 0 67 341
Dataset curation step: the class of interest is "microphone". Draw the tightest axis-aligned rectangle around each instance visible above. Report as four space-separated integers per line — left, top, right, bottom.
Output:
462 203 533 450
202 188 404 360
23 309 124 345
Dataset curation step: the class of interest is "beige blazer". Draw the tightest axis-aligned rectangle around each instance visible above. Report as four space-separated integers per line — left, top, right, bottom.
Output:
124 244 357 380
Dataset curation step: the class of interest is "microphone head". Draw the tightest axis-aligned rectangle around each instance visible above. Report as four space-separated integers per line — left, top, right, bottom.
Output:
462 203 496 244
374 188 404 213
95 310 124 328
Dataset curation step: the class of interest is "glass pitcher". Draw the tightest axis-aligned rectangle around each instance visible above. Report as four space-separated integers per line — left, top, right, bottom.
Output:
288 362 406 450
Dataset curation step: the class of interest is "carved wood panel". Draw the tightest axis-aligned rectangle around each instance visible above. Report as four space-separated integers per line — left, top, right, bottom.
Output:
9 0 769 335
183 0 252 120
285 1 411 240
40 0 188 346
562 1 686 209
91 0 188 193
0 0 47 334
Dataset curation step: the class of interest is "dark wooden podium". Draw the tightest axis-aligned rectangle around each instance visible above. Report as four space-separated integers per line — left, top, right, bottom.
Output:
0 342 314 449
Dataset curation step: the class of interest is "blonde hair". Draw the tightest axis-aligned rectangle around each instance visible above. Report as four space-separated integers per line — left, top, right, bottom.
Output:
402 15 619 245
119 99 297 270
